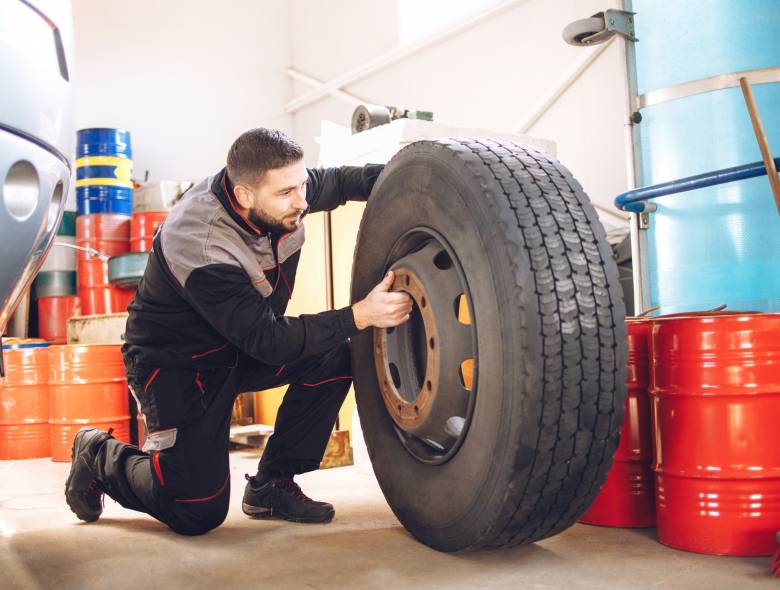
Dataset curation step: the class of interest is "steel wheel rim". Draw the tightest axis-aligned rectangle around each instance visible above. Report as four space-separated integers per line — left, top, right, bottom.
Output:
373 227 478 465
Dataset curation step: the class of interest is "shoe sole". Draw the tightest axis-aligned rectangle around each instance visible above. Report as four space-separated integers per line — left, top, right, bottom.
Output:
242 502 334 524
64 427 100 523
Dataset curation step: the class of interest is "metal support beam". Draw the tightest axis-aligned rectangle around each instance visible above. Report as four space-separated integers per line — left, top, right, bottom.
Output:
285 0 533 114
517 35 615 133
288 68 366 107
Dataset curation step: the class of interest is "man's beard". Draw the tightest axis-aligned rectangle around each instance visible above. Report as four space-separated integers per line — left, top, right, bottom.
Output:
248 207 297 234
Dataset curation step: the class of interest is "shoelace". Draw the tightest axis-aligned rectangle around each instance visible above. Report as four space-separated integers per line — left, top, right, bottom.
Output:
276 477 314 503
244 473 313 503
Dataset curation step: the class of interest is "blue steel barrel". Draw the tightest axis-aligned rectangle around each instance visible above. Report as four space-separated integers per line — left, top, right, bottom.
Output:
76 128 132 159
76 186 133 215
629 0 780 313
75 128 133 215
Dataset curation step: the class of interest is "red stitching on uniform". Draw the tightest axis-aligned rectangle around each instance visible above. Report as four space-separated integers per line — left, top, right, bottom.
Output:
174 473 230 503
195 372 206 409
191 342 229 359
274 364 286 377
302 376 352 387
280 268 292 299
144 368 161 392
152 451 165 487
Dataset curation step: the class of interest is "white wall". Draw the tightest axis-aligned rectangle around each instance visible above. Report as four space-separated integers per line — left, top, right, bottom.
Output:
71 0 292 183
290 0 630 228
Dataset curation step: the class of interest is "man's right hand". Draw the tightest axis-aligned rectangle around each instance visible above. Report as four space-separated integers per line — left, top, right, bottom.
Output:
352 271 413 330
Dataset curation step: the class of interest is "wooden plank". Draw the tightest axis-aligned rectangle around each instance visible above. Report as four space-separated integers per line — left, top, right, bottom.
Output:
320 429 353 469
739 76 780 215
67 312 128 344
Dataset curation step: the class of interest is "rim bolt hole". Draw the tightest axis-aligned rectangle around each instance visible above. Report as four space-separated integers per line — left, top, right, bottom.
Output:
426 380 432 391
421 296 426 308
414 405 419 416
429 337 434 349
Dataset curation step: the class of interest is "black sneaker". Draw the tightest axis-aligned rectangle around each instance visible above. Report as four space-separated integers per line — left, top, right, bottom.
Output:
64 427 112 522
242 474 335 523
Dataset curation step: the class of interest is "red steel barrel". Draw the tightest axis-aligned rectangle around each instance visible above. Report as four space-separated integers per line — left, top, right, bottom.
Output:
130 211 167 252
76 214 130 315
77 257 115 315
580 317 655 527
112 286 135 312
0 340 51 459
651 312 780 556
49 344 130 462
38 295 81 344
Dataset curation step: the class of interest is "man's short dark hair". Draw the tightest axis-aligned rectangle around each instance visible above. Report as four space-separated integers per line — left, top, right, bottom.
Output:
226 128 304 186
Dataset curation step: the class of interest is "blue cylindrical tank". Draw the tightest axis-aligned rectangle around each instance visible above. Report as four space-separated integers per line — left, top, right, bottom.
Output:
75 128 134 216
628 0 780 313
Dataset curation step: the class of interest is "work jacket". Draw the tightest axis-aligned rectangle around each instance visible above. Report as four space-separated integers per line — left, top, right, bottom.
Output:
121 164 382 430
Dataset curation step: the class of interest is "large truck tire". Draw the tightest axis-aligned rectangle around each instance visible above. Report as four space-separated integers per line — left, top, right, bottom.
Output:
350 138 627 552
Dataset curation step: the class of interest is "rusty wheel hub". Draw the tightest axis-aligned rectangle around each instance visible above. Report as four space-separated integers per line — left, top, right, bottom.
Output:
373 232 477 463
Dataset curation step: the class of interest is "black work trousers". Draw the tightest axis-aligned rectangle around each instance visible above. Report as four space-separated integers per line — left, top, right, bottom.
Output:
95 342 351 536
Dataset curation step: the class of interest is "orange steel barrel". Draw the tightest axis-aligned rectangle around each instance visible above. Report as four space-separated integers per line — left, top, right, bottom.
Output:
651 312 780 556
49 344 130 462
580 318 655 527
77 257 114 315
112 286 135 312
0 340 51 459
75 214 130 261
38 296 81 344
130 211 167 252
77 214 130 315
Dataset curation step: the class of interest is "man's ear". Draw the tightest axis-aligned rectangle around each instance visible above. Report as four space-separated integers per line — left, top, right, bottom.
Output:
233 184 254 209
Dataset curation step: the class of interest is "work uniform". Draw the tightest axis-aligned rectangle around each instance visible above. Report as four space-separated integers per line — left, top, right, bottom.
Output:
94 164 383 535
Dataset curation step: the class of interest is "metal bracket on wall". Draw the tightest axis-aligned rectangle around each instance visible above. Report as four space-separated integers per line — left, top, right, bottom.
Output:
638 207 653 229
562 9 637 47
597 9 637 44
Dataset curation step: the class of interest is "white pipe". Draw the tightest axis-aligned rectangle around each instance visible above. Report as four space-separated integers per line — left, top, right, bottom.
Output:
517 36 616 133
592 202 630 223
285 0 533 114
288 68 366 107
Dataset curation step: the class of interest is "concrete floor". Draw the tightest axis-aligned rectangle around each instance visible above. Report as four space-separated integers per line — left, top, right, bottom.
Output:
0 451 776 590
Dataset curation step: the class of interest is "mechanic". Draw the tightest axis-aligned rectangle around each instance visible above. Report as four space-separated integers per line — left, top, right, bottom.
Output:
65 128 412 535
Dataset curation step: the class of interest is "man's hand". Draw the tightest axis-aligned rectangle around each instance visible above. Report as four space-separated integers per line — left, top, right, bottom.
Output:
352 271 413 330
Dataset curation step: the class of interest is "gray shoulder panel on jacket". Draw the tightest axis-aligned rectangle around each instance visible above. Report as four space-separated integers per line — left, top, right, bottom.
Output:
159 176 279 298
160 177 239 286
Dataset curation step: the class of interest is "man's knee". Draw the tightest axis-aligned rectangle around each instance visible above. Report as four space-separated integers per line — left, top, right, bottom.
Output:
166 503 229 536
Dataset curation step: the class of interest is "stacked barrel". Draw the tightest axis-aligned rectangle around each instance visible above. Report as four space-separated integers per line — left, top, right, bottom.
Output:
651 312 780 556
0 340 131 462
49 344 131 461
580 311 780 557
75 128 134 314
579 317 655 527
34 212 80 343
77 213 131 314
0 340 51 459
